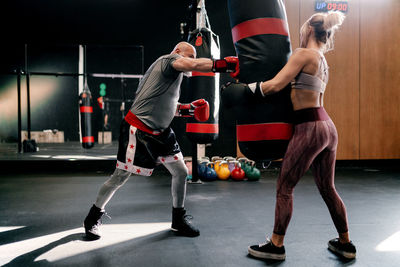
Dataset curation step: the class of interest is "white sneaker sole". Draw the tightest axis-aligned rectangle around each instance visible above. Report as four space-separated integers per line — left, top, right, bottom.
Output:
248 246 286 260
328 243 356 259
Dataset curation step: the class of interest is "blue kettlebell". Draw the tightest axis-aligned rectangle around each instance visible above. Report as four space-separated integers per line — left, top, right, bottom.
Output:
203 162 218 181
197 159 209 179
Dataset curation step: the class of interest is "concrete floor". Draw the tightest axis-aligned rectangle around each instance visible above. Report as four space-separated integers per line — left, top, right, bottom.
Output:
1 164 400 266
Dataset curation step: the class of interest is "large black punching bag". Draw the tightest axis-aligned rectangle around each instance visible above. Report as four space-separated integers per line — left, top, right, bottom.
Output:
223 0 293 161
183 28 220 144
79 89 94 149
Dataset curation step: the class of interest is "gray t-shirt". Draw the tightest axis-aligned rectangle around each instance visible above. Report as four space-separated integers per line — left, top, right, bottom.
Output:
130 53 183 132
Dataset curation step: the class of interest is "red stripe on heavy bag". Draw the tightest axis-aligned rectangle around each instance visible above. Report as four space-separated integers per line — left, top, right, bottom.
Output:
221 82 292 160
183 28 220 144
79 91 94 149
236 122 293 160
228 0 291 83
225 0 294 160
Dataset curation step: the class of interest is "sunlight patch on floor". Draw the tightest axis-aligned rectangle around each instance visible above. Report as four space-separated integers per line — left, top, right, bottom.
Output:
0 223 170 265
0 226 25 233
376 231 400 252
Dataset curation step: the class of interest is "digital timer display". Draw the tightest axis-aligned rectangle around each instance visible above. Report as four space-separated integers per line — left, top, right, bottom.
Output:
315 1 348 13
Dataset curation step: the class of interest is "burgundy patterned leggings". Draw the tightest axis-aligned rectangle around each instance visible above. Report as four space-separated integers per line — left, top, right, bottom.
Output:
273 108 349 235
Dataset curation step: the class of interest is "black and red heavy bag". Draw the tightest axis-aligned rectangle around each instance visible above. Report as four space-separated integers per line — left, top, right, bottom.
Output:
79 90 94 148
181 27 220 144
223 0 294 161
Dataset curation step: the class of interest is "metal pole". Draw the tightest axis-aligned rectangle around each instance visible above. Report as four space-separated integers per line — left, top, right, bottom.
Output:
78 45 84 144
26 73 31 139
188 0 205 184
142 46 144 75
84 45 88 92
17 70 22 153
191 142 199 182
25 44 32 140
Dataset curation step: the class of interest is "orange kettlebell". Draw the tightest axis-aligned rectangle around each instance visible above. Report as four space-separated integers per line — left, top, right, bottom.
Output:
217 160 231 180
214 159 222 173
211 156 223 162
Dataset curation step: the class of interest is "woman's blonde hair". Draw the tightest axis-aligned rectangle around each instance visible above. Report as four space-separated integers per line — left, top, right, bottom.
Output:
300 11 345 53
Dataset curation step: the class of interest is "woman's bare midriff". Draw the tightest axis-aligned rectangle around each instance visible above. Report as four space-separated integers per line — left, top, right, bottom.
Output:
291 88 322 111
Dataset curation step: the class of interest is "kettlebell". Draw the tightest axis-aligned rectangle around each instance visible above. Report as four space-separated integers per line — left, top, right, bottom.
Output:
237 157 250 174
227 159 236 172
223 156 235 161
197 159 209 179
246 160 261 181
184 159 192 175
231 161 246 181
214 159 223 173
211 156 223 162
203 162 218 181
217 160 231 180
200 156 210 162
185 158 193 180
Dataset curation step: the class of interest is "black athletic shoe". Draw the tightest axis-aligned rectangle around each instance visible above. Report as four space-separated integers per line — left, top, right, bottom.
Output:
248 238 286 260
171 207 200 237
83 204 105 240
328 238 356 259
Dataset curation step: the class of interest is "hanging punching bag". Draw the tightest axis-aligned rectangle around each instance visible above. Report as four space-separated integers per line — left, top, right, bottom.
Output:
79 89 94 149
183 28 220 144
223 0 293 161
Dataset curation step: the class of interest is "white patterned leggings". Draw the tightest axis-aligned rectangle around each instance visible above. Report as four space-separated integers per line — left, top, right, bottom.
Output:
95 159 188 210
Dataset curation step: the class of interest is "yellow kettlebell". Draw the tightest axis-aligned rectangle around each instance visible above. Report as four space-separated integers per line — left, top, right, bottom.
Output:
217 160 231 180
212 156 223 162
213 159 222 172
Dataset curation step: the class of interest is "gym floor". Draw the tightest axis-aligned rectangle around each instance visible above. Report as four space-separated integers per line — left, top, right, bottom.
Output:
1 144 400 266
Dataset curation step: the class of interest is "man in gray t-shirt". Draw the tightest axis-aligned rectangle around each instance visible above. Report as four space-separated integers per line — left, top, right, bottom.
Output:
129 52 184 132
83 42 239 239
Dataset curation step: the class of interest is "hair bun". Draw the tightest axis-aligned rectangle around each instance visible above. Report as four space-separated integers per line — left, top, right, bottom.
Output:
323 11 345 30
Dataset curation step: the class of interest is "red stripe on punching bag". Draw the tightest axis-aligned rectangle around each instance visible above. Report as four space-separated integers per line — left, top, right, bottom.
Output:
186 123 219 134
237 123 293 141
82 136 94 143
80 106 93 113
191 71 215 77
232 17 289 43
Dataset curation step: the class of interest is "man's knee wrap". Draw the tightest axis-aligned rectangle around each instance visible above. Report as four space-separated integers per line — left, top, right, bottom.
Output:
166 160 188 179
175 164 189 179
105 169 130 187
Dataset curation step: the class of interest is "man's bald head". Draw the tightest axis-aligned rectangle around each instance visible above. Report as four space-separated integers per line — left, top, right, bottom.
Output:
171 42 196 59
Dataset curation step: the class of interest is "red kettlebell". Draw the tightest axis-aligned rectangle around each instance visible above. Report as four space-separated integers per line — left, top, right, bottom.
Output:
231 161 245 181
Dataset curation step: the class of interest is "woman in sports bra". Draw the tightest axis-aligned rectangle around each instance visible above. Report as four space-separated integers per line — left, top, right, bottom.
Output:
247 11 356 261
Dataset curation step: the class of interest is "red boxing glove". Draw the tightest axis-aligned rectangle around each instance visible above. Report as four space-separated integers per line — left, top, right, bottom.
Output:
225 56 240 79
177 99 210 122
212 56 239 73
97 97 104 109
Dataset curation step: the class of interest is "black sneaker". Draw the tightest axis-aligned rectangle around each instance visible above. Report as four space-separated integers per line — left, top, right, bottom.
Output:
83 204 105 240
248 238 286 260
171 208 200 237
328 238 356 259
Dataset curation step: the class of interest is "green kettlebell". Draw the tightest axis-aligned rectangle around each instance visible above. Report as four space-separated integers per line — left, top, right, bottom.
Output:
237 157 250 174
246 160 261 181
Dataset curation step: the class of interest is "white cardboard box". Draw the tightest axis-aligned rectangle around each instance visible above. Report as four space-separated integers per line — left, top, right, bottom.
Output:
98 131 112 144
21 130 64 143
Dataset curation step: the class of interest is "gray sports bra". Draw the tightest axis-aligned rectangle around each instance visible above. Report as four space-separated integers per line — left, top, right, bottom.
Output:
291 49 329 93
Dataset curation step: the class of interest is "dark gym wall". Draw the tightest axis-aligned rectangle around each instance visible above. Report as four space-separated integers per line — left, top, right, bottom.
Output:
0 0 237 156
2 0 234 72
